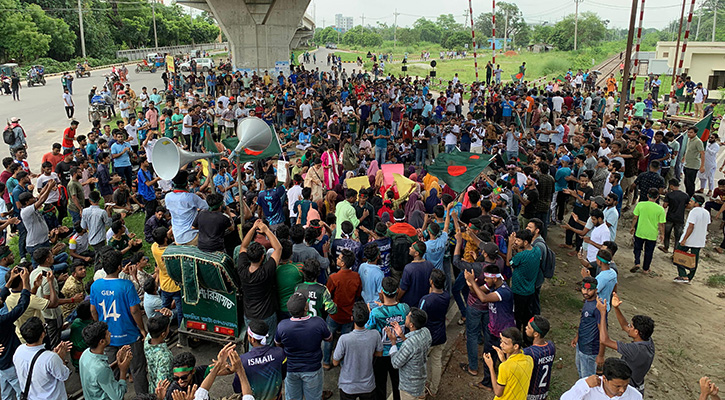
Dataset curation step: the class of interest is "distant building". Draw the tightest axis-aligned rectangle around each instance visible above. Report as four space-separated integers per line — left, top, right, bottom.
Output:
655 41 725 90
334 14 354 33
485 38 512 50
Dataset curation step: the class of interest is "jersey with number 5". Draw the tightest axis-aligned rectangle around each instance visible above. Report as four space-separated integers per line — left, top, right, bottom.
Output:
523 341 556 400
90 278 142 347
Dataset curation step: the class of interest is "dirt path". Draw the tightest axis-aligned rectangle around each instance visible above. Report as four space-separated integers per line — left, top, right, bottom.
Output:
435 211 725 400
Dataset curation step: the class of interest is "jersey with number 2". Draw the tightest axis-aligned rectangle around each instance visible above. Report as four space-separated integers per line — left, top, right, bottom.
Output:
90 278 141 347
523 341 556 400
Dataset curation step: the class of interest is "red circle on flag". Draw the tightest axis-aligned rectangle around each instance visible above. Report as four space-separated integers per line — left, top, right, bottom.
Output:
469 155 480 159
448 165 467 176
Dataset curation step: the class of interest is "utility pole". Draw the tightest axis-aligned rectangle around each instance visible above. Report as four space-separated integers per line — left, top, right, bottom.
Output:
696 6 701 40
712 3 717 41
360 14 365 33
77 0 86 58
671 0 686 95
618 0 638 124
394 9 400 49
151 0 158 49
574 0 584 50
503 10 509 52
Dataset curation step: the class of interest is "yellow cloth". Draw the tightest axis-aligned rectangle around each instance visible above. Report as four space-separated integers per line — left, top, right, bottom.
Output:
461 232 481 263
152 243 180 293
346 176 371 193
495 352 534 400
5 292 50 343
423 173 439 192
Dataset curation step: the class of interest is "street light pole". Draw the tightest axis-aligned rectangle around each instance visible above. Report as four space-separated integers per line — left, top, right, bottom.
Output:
574 0 583 50
152 0 159 49
77 0 86 58
618 0 639 124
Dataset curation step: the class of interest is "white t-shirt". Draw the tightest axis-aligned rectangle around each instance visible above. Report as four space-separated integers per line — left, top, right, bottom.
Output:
125 124 139 146
681 207 710 248
145 138 158 164
119 100 130 118
445 131 458 145
36 173 60 204
587 223 611 262
182 114 193 135
598 147 612 158
63 93 74 107
552 96 564 112
300 103 313 119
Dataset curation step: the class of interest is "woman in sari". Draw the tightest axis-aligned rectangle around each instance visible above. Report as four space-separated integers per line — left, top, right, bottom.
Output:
425 188 440 213
321 144 340 190
304 158 324 202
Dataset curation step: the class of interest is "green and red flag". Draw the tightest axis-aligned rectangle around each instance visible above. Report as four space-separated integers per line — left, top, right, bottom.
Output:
426 152 493 193
694 113 714 141
511 72 524 82
555 75 565 83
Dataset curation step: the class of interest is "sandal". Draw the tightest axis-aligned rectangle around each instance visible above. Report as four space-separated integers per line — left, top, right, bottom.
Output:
468 382 492 391
673 277 690 284
630 265 640 273
459 362 478 376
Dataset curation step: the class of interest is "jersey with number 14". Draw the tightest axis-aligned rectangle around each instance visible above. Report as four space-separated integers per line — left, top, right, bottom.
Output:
90 278 141 347
523 341 556 400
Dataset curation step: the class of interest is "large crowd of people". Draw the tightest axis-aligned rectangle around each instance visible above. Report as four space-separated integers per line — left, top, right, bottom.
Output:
0 51 723 400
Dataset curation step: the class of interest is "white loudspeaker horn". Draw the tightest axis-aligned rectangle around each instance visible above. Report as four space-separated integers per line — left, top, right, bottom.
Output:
152 137 221 180
230 117 274 159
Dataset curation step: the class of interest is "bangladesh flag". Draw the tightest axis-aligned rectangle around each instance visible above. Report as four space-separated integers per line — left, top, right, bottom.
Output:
694 113 714 141
555 75 565 83
427 152 494 193
511 72 524 82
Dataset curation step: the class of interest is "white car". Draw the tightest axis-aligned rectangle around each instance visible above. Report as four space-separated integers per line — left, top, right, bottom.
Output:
179 57 214 72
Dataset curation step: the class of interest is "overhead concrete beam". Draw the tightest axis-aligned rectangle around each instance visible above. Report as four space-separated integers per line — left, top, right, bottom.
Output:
203 0 311 71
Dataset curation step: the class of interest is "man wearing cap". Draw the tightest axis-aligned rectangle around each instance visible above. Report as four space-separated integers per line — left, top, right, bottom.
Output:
275 291 332 400
6 117 26 155
164 170 209 246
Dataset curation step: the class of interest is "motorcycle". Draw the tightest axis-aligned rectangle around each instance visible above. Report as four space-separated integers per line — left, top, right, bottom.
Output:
76 65 91 78
26 65 46 87
135 62 157 73
88 95 111 122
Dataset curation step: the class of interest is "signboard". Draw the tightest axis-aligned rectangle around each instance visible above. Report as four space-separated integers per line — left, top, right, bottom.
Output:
277 160 289 182
346 176 370 193
381 164 404 187
166 55 175 73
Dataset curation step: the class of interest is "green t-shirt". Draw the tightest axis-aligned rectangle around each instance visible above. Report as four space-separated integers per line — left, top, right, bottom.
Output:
67 180 84 212
684 136 704 169
633 201 666 241
171 113 184 133
276 262 304 312
294 281 336 318
509 246 541 296
164 116 174 138
633 102 646 116
70 318 92 368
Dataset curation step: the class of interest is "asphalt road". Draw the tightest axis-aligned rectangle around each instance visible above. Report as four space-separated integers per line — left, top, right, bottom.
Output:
1 65 169 169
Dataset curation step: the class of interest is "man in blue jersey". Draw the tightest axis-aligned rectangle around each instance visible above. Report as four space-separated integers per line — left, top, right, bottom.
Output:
89 249 149 394
257 175 287 229
524 315 557 400
366 276 410 400
233 319 287 400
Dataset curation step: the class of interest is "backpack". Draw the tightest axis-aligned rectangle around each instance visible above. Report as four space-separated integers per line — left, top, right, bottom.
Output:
390 234 412 273
3 126 14 145
534 238 556 279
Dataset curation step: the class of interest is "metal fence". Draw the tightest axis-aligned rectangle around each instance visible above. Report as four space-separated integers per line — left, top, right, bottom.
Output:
116 42 228 61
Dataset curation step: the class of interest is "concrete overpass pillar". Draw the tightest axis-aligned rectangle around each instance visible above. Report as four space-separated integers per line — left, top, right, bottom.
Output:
205 0 310 72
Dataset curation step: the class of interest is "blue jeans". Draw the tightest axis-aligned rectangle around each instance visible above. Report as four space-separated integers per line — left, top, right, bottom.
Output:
575 348 597 378
160 289 183 328
506 151 519 161
375 146 386 166
445 144 456 153
323 316 353 364
69 209 81 225
0 366 20 400
17 221 27 259
244 313 278 346
285 368 323 400
452 270 470 315
391 121 400 136
465 307 489 372
443 258 453 294
415 148 427 166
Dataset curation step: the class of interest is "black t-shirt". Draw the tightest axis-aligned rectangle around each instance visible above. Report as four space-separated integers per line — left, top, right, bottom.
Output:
55 160 75 187
237 252 278 319
572 186 594 221
664 189 689 224
522 188 539 219
194 211 232 252
460 206 482 225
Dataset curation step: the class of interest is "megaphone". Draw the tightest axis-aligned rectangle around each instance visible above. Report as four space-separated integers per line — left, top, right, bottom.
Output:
152 137 221 180
229 116 274 159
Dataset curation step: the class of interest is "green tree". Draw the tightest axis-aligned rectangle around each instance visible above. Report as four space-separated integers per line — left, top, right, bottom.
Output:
548 12 607 51
25 4 76 59
413 18 442 44
444 31 471 50
474 2 530 47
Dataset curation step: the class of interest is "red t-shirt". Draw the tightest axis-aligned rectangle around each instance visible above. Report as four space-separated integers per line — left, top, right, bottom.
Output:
62 127 76 148
41 152 65 170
